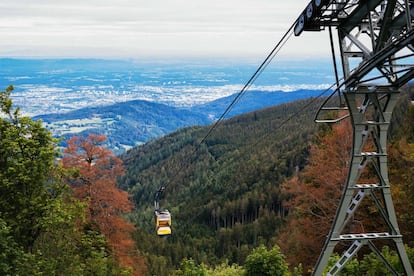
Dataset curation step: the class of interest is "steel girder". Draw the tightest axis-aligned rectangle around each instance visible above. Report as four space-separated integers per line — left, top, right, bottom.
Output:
295 0 414 275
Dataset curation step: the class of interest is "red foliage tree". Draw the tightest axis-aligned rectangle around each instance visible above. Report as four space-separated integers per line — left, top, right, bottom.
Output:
62 133 146 275
389 138 414 246
278 121 352 272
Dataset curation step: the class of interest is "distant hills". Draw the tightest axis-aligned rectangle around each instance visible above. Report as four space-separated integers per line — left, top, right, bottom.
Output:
34 100 209 152
3 58 332 152
33 89 325 153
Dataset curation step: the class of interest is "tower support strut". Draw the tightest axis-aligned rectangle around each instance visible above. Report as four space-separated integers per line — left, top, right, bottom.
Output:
313 86 413 275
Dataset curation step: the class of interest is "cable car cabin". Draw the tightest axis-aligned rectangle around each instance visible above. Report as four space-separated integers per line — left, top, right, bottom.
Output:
155 210 172 236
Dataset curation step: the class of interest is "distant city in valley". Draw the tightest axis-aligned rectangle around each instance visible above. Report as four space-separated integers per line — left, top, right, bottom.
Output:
1 58 333 115
1 58 334 152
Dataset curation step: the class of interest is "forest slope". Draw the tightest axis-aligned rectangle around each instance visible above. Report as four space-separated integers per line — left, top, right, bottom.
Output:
119 87 414 275
118 97 324 273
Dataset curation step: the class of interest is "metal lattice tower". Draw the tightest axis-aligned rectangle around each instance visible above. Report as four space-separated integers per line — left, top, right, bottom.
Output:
294 0 414 275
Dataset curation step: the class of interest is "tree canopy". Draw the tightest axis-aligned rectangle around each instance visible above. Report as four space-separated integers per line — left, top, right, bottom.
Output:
244 245 289 276
0 85 59 251
0 86 143 275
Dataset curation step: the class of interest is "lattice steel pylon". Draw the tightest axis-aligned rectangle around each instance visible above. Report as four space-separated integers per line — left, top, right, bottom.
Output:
294 0 414 275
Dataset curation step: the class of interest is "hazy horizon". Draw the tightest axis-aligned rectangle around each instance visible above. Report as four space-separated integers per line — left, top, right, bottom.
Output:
0 1 331 60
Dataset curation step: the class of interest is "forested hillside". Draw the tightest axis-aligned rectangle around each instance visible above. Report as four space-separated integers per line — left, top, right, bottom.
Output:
34 99 210 153
119 87 414 275
119 97 324 274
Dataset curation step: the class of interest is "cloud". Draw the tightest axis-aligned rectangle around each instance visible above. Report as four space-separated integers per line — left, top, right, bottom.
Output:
0 0 330 59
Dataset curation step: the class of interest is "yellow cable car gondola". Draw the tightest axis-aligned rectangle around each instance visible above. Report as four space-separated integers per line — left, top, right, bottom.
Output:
154 186 172 236
155 209 171 236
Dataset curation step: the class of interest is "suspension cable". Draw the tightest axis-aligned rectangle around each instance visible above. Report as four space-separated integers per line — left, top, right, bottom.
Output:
199 20 297 145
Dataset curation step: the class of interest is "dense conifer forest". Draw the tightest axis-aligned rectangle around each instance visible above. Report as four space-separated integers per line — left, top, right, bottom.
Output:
118 97 325 273
119 87 414 275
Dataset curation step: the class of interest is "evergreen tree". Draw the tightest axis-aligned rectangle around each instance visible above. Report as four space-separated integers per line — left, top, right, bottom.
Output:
0 85 59 250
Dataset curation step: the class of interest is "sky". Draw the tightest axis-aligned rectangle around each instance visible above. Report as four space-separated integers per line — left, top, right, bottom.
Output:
0 0 331 61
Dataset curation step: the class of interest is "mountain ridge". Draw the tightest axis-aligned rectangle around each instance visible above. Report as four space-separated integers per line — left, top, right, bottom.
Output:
33 89 325 153
34 99 210 152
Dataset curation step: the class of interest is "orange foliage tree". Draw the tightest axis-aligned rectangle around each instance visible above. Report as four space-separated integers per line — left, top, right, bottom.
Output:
62 133 145 275
278 120 352 272
388 102 414 246
389 138 414 246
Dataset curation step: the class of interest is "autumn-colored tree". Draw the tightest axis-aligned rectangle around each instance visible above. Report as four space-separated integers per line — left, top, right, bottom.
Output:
1 86 129 274
389 139 414 246
387 100 414 246
62 133 146 275
278 120 353 272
